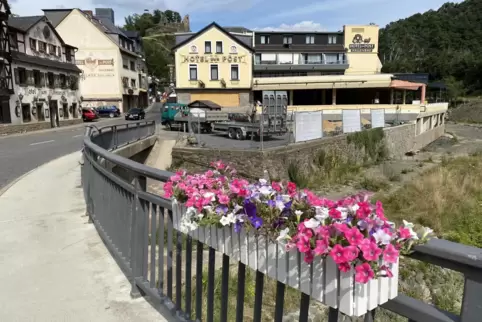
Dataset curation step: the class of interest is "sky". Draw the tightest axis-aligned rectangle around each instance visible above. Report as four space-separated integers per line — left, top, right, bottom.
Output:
10 0 462 31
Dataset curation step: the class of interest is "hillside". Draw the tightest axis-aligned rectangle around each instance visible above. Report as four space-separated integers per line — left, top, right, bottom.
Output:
379 0 482 94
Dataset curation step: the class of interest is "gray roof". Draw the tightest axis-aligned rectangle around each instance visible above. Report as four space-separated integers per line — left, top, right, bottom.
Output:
9 16 44 32
12 51 82 73
122 30 139 38
97 17 127 37
42 9 71 27
223 26 252 33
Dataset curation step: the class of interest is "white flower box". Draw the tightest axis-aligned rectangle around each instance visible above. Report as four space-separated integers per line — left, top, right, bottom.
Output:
171 200 399 317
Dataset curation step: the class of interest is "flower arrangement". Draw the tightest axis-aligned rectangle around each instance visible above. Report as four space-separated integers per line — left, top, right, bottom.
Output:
164 161 433 284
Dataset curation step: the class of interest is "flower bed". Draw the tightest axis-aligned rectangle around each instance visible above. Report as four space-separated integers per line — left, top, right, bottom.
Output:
165 161 432 316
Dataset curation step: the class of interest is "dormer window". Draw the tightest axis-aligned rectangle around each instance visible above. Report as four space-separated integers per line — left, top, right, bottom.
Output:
38 41 46 53
283 36 292 45
9 31 18 51
305 35 315 44
48 44 56 55
29 38 37 51
328 35 337 44
260 35 270 44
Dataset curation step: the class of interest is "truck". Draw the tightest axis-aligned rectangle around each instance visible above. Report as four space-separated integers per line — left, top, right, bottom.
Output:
160 91 289 140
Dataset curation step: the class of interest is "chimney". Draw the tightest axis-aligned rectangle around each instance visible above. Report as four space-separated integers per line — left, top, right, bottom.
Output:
95 8 115 24
84 10 93 17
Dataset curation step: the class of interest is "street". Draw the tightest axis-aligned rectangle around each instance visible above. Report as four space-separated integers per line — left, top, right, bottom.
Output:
0 110 161 190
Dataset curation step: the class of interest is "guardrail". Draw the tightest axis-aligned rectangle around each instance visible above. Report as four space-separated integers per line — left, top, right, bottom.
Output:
82 121 482 322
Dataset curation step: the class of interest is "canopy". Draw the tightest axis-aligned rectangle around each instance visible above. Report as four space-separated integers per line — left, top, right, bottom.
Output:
389 80 424 91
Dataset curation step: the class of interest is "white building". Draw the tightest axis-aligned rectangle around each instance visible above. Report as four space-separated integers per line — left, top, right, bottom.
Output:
7 16 82 126
43 8 149 112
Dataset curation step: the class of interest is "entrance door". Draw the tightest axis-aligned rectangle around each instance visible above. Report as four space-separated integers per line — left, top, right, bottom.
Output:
0 96 11 123
49 100 59 128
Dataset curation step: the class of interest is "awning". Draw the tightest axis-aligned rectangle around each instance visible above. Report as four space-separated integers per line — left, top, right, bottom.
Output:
389 80 424 90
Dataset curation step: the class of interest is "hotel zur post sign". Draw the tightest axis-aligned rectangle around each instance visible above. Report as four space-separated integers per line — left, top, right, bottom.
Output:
348 34 375 52
181 44 246 64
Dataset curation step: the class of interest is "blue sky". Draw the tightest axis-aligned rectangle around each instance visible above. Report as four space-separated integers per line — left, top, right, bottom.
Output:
12 0 462 31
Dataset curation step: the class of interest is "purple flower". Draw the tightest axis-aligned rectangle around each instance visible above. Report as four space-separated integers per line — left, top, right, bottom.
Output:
216 205 228 215
234 221 242 233
251 216 263 229
266 200 276 208
244 200 257 218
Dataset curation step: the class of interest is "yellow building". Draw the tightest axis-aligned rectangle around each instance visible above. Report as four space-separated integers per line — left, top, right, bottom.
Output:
343 24 381 75
173 22 253 108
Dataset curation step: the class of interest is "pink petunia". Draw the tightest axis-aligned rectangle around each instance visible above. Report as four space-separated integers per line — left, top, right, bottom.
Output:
356 202 372 220
398 227 412 240
218 194 230 205
355 263 375 283
383 244 399 264
313 239 329 255
296 238 311 253
329 208 343 220
271 181 282 192
344 227 365 246
333 223 349 233
342 245 360 262
329 244 347 264
360 241 382 261
380 265 394 278
287 182 297 195
303 250 314 264
338 262 351 273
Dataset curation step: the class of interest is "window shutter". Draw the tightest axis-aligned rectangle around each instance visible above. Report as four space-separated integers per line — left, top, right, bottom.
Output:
14 68 19 84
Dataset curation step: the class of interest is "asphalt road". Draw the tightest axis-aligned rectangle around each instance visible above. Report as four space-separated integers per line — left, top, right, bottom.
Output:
0 111 161 190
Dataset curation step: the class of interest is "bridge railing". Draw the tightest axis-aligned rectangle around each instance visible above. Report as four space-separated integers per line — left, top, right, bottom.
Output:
82 121 482 322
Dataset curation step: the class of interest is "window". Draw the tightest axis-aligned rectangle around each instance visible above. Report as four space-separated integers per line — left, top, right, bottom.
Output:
48 44 56 55
216 41 222 54
60 74 67 88
29 38 37 51
205 41 211 53
328 35 337 44
189 64 197 80
15 68 27 85
9 32 17 51
70 76 79 90
22 104 31 123
57 46 62 57
121 38 125 48
130 61 135 71
26 70 34 86
66 49 72 62
231 65 239 80
260 35 270 44
210 64 218 80
47 72 54 88
38 41 46 53
33 70 41 87
305 35 315 44
123 59 128 69
130 79 136 88
283 36 292 44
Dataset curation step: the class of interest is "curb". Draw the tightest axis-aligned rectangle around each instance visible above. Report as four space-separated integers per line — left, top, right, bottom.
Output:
0 167 40 197
0 151 82 197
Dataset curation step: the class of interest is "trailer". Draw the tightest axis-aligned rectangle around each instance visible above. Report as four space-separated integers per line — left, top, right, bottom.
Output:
211 90 289 140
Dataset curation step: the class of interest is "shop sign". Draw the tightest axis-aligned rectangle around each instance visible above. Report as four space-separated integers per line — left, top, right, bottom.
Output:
348 34 375 52
182 55 246 64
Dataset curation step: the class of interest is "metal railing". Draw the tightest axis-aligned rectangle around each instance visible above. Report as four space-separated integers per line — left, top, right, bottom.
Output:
82 121 482 322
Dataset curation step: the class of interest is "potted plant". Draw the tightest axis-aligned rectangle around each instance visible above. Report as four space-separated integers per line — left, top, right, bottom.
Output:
165 161 432 317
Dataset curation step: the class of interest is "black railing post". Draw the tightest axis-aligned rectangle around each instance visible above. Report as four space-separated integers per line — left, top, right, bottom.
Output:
195 240 203 322
461 277 482 322
130 174 147 298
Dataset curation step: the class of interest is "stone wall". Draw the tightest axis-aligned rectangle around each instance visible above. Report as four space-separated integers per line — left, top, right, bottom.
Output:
0 119 83 136
172 121 446 180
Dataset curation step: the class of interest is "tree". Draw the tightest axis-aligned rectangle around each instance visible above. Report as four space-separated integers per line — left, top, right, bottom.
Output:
123 10 182 80
378 0 482 94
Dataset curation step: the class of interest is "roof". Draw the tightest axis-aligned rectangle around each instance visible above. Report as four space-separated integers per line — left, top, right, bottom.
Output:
11 51 82 73
389 80 424 90
223 26 252 33
42 9 72 27
9 16 67 46
123 30 140 38
172 22 254 52
9 16 44 32
188 100 222 110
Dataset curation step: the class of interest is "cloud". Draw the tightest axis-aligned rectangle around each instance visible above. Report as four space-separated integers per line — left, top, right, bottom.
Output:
254 21 325 31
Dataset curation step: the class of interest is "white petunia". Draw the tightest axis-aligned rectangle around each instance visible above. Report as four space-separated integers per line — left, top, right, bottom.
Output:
259 179 268 185
403 220 414 228
304 218 320 229
408 227 419 240
420 226 434 239
336 207 348 220
315 207 329 221
294 210 303 216
220 216 231 226
348 203 360 213
276 228 291 242
372 229 392 245
258 185 272 196
281 194 291 202
275 200 285 212
203 192 215 201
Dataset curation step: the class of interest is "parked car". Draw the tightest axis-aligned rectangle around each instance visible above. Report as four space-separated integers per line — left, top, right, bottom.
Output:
82 108 98 122
125 108 146 120
96 106 121 118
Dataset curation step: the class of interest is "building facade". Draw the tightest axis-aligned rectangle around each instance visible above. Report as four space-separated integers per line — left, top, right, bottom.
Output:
173 23 253 108
43 8 148 112
6 16 81 125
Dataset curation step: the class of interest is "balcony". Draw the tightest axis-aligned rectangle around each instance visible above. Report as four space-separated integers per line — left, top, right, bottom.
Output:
254 56 349 71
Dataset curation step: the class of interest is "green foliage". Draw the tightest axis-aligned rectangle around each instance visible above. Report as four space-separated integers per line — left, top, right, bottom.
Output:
123 9 183 80
287 163 309 188
346 127 387 163
379 0 482 94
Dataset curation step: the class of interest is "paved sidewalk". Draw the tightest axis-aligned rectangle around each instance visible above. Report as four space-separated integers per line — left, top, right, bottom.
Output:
0 152 170 322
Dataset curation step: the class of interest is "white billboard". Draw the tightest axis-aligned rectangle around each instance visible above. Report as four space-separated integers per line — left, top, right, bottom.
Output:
295 111 323 142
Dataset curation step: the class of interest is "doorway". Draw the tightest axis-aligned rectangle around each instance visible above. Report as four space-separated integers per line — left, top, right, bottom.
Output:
72 103 78 118
49 100 59 128
36 103 45 121
62 103 69 119
0 96 11 123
